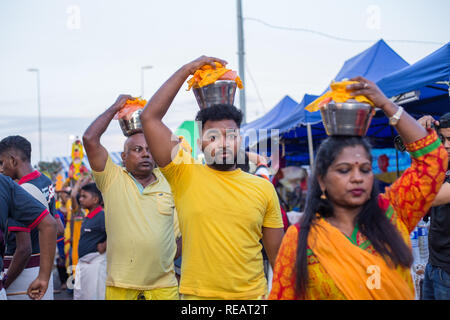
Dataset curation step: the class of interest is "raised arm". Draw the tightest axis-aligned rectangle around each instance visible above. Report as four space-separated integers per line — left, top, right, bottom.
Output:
70 176 92 212
83 94 133 172
140 56 228 167
348 78 447 231
347 76 428 143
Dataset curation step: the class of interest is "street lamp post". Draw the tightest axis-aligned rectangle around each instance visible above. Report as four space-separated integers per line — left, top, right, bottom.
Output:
236 0 246 124
27 68 42 162
141 65 153 97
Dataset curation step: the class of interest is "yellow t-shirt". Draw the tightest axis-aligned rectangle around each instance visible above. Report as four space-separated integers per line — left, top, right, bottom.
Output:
160 145 283 299
92 155 179 290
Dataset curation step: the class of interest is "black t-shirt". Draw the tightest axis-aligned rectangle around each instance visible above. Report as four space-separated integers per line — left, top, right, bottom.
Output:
6 171 56 255
78 206 106 259
428 173 450 274
0 175 49 271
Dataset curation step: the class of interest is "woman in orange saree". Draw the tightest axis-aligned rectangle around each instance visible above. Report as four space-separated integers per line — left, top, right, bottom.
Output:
269 77 448 300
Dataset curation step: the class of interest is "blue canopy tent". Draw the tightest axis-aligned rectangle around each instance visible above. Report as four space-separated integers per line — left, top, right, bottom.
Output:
283 42 450 172
241 95 298 148
275 94 320 165
329 39 411 88
242 40 449 173
278 94 322 128
281 39 411 166
377 42 450 118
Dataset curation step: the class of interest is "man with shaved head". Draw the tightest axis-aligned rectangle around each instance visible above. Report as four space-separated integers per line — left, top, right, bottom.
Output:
82 95 181 300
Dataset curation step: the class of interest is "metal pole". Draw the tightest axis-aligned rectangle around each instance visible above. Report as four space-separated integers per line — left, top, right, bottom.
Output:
37 70 42 162
307 123 314 167
236 0 246 124
28 68 42 162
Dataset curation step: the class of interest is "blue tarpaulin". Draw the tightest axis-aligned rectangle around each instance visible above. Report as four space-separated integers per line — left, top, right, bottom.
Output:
378 42 450 98
241 95 298 147
371 148 411 175
277 94 321 128
325 39 410 89
377 42 450 117
284 147 411 175
243 39 409 145
281 39 411 165
242 40 450 167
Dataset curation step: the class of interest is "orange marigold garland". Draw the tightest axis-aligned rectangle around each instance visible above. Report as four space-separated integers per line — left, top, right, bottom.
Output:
114 97 148 120
305 80 375 112
186 62 244 90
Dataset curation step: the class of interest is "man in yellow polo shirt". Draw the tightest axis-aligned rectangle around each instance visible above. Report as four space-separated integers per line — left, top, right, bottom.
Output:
140 56 284 299
82 94 181 300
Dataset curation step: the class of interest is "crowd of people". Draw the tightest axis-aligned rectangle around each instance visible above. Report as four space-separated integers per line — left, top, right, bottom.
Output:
0 56 449 300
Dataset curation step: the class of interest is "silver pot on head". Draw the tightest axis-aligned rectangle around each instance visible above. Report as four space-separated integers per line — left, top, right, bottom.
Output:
118 109 143 137
193 80 237 109
320 99 375 136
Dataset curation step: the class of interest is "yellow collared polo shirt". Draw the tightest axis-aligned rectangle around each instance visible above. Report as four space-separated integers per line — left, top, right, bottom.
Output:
92 155 179 290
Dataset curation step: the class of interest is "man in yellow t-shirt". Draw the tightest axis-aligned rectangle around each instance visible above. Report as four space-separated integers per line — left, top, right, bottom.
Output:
82 95 181 300
140 56 284 299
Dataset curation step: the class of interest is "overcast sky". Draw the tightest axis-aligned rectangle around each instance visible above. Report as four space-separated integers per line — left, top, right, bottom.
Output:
1 0 449 165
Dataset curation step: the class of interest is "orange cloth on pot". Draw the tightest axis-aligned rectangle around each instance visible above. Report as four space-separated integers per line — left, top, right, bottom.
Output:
187 62 243 90
305 80 374 112
114 98 147 120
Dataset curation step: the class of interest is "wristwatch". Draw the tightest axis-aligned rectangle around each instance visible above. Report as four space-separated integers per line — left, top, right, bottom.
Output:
389 106 404 126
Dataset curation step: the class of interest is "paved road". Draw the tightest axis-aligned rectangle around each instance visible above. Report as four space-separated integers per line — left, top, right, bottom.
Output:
54 288 73 300
52 267 73 300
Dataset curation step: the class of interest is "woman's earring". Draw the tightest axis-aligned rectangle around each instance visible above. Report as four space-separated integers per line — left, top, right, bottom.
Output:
320 190 327 200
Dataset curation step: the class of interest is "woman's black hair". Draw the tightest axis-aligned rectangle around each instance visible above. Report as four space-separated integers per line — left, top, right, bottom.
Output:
81 182 103 206
295 136 413 298
437 112 450 129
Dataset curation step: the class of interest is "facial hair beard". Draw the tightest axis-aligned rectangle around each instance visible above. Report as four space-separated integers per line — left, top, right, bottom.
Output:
208 162 236 171
204 151 237 172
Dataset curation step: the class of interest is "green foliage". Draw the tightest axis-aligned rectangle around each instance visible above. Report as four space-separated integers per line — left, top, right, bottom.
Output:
37 161 63 180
